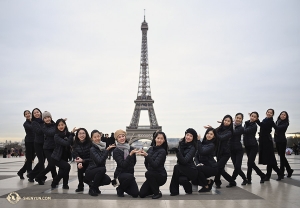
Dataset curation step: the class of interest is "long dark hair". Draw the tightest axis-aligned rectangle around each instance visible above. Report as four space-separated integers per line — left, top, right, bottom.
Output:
202 128 217 149
31 108 42 121
216 115 233 134
277 111 289 123
180 128 198 149
74 128 91 145
151 131 169 155
55 118 69 137
250 111 259 118
266 108 275 116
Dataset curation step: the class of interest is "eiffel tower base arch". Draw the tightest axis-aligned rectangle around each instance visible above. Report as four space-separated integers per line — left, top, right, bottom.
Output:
126 127 162 145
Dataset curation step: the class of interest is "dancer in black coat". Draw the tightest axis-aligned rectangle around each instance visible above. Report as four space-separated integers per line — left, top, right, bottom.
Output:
274 111 293 177
256 109 283 181
139 132 168 199
17 110 35 180
192 128 218 192
51 119 76 189
230 113 248 185
85 130 115 196
72 128 92 192
243 112 266 184
169 128 198 196
205 115 236 188
35 111 57 185
27 108 46 182
113 129 139 198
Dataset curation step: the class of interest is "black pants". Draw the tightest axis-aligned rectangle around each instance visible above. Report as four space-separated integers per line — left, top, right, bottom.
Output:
18 142 35 174
169 164 198 194
139 171 167 197
35 149 57 180
28 142 45 179
117 173 139 197
231 148 247 181
276 142 292 174
53 159 71 186
245 145 265 180
192 166 218 186
214 153 235 185
85 167 111 189
77 163 89 189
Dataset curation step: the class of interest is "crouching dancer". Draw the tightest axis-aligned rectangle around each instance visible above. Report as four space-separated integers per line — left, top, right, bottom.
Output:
85 130 114 196
192 128 218 192
139 131 168 199
113 129 139 198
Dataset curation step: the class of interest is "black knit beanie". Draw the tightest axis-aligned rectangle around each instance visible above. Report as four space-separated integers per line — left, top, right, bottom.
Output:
185 128 198 140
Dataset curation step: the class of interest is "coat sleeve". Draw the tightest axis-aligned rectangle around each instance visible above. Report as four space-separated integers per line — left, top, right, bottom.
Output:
214 129 232 141
233 126 245 136
198 142 214 155
23 121 32 131
145 149 166 169
273 122 289 131
41 125 56 137
244 123 257 134
113 149 134 169
54 133 74 146
90 148 108 166
32 121 43 134
176 146 196 165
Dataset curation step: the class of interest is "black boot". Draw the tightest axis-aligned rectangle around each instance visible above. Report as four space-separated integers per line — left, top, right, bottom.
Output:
287 169 294 178
17 172 25 180
241 180 248 185
116 187 124 197
198 186 211 192
152 192 162 199
75 187 84 192
89 188 98 196
226 182 236 188
35 178 45 185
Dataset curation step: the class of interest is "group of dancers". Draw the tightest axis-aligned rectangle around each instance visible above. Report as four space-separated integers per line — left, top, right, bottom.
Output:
16 108 293 199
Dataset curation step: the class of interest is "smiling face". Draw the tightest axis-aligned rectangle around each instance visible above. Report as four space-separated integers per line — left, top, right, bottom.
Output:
91 132 101 144
280 112 287 120
250 113 258 122
223 117 232 126
33 109 41 119
155 133 165 146
57 121 66 132
117 134 126 144
235 114 243 125
185 133 194 143
77 130 86 142
206 130 214 141
43 116 51 124
24 111 31 120
266 110 274 118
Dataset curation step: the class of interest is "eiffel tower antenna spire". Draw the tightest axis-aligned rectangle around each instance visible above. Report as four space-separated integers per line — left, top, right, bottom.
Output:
126 14 162 144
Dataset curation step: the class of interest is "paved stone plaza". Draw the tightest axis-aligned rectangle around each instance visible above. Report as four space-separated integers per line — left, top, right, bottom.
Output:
0 154 300 207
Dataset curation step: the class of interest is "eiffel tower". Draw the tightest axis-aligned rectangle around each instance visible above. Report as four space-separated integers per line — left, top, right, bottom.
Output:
126 15 162 144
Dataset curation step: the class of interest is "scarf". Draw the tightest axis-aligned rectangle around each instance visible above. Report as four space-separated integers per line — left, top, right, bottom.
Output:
116 142 130 159
93 141 106 151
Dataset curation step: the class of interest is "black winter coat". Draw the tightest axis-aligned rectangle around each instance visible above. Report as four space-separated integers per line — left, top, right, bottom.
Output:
87 143 108 170
42 122 56 149
144 146 167 177
113 146 136 178
51 133 74 161
230 124 244 150
176 141 196 170
274 119 289 143
243 120 258 147
194 140 217 168
23 119 34 143
214 128 232 159
32 120 45 144
73 140 92 165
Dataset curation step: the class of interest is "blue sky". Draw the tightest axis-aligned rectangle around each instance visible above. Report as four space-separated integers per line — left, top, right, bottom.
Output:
0 0 299 142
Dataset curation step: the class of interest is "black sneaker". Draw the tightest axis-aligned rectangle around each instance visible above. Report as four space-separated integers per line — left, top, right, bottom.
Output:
75 187 84 192
198 186 211 192
35 178 45 185
62 185 69 189
287 169 294 178
276 174 284 181
152 192 162 199
241 180 248 185
17 172 25 180
28 178 34 183
89 188 98 196
226 183 236 188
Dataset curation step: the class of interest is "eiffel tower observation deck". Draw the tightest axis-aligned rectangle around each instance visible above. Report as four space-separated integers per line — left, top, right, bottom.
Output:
126 15 162 144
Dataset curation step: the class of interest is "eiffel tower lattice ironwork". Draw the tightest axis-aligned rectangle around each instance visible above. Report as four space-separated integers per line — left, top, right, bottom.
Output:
126 15 162 144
